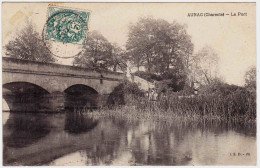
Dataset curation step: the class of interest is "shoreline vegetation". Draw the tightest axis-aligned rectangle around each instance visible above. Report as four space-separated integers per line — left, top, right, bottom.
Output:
86 81 256 124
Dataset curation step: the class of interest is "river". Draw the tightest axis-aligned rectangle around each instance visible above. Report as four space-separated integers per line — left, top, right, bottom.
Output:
3 112 256 166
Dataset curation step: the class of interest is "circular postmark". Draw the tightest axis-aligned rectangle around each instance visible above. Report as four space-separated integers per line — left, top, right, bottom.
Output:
42 6 90 58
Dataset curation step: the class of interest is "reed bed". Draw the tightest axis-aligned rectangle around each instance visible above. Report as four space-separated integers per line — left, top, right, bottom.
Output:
87 86 256 124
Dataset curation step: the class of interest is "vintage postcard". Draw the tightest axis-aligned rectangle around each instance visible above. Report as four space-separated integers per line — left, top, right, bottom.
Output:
1 2 257 166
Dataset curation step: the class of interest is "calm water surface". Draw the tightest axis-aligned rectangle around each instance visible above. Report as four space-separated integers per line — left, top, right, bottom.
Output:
3 112 256 166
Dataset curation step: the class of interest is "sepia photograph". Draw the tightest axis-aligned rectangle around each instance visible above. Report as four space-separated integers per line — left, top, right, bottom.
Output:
1 2 257 166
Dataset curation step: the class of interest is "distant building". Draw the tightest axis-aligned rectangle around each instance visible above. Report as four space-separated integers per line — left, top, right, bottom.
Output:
126 62 155 92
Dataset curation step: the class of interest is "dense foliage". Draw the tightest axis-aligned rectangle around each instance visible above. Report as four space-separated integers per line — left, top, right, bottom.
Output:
73 31 127 72
5 20 55 63
107 80 144 106
126 17 193 74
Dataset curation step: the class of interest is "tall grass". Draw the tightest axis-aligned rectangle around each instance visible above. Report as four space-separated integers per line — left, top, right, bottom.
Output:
89 88 256 124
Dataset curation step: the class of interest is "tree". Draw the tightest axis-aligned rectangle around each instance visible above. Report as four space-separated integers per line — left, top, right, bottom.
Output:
73 31 112 69
244 66 256 89
126 17 193 91
126 17 193 75
126 48 145 72
126 17 157 74
107 43 127 72
4 20 55 63
73 31 126 71
190 46 219 85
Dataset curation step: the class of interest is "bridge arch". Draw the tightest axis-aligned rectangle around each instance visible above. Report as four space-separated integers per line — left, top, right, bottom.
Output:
2 75 52 93
2 82 50 112
3 82 50 94
64 84 99 110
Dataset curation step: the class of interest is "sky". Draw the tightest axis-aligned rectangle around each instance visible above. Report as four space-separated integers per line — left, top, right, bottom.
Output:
2 2 256 86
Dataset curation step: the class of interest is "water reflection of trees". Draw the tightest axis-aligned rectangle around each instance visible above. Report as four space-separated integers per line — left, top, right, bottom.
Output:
83 120 128 165
3 113 51 148
125 120 255 165
85 141 121 165
64 112 98 134
171 120 256 137
4 113 254 166
128 123 192 165
81 119 247 165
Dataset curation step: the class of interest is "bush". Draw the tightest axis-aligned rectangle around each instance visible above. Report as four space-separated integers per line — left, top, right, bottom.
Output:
199 81 245 95
107 80 144 106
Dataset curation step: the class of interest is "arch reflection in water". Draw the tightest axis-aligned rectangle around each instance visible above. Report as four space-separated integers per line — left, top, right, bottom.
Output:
3 113 51 148
64 112 98 134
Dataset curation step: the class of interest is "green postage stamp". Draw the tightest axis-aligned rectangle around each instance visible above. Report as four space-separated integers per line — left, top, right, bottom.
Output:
45 6 90 45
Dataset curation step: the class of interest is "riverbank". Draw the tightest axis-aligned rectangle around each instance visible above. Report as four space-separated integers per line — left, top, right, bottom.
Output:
88 89 256 124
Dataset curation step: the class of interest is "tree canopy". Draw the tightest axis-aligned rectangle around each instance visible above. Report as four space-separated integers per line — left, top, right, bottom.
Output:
126 17 193 75
4 20 55 63
73 31 127 72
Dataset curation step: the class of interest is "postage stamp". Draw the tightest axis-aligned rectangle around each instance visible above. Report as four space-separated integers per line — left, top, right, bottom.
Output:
42 5 91 58
45 6 90 46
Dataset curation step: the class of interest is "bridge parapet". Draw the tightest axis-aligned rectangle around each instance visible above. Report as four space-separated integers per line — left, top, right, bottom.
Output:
2 57 125 81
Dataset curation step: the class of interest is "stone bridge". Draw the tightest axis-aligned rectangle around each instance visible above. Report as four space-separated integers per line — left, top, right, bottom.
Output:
2 57 125 112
